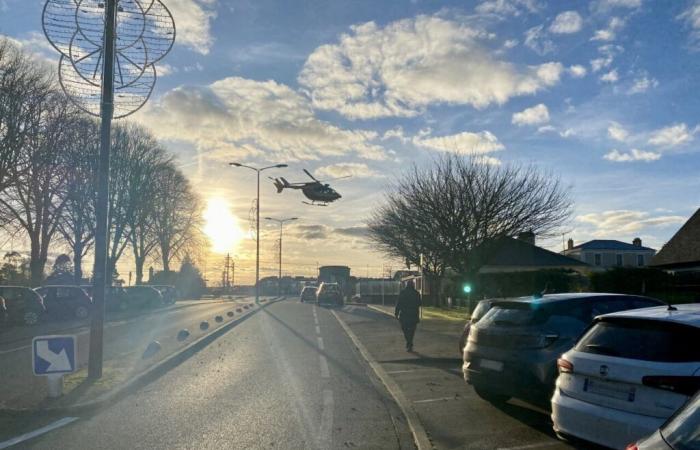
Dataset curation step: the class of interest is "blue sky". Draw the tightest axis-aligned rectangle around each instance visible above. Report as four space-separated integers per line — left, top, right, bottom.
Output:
2 0 700 282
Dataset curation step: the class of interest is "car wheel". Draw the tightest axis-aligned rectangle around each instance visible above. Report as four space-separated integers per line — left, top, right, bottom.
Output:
74 305 90 320
473 384 510 404
23 310 40 326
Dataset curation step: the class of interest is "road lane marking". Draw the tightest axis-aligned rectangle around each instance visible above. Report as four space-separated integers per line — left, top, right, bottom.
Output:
319 355 330 378
317 336 325 350
497 442 563 450
319 389 334 450
386 369 429 374
0 417 79 449
315 325 321 335
413 396 458 404
314 315 319 326
0 344 31 355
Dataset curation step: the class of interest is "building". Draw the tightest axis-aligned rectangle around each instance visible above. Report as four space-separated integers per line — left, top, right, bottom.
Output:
478 233 589 273
561 238 656 269
650 208 700 274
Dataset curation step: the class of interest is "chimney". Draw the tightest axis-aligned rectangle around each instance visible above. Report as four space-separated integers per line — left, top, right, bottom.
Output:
517 231 535 246
633 237 642 247
567 238 574 250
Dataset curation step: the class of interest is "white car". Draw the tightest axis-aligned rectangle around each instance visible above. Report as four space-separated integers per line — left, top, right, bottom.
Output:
551 304 700 450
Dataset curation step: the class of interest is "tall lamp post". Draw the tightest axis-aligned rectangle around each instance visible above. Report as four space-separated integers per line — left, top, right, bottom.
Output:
229 162 287 303
265 217 298 295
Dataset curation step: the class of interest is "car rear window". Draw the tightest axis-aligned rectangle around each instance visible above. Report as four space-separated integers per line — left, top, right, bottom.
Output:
662 393 700 450
576 319 700 362
471 302 491 322
480 303 550 327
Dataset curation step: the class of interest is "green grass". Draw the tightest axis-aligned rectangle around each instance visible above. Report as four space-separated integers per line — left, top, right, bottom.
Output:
421 306 470 321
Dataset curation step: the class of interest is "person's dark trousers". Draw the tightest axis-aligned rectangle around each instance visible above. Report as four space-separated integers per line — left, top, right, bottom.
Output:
400 321 417 350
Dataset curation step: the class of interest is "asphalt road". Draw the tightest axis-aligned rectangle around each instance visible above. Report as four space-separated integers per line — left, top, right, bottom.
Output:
2 299 413 449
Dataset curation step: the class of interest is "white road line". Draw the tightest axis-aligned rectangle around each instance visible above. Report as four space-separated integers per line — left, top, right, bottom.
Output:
0 417 79 449
413 396 458 404
319 389 334 450
319 355 330 378
313 315 319 326
315 325 321 335
0 344 31 355
317 336 325 350
386 369 427 374
497 441 563 450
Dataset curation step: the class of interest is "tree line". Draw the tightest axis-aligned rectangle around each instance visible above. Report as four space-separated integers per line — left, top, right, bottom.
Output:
0 38 202 286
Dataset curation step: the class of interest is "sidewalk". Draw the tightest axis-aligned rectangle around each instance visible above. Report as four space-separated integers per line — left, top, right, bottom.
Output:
336 305 571 450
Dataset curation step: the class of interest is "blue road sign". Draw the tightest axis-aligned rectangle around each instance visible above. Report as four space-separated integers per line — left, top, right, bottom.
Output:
32 335 76 376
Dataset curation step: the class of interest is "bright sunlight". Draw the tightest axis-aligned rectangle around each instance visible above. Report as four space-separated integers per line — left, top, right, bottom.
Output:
203 198 243 253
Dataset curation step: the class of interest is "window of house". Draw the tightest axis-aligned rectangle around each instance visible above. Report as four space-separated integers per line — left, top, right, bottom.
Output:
594 254 602 266
616 254 623 266
637 254 644 266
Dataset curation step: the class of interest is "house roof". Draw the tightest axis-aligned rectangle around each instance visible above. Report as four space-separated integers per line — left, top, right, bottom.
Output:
479 236 589 272
651 208 700 268
569 239 655 252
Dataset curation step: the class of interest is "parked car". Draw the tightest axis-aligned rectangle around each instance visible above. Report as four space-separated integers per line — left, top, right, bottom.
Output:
124 286 164 309
463 293 665 405
317 282 343 306
151 285 177 305
551 304 700 450
300 286 317 303
628 390 700 450
81 285 132 312
35 285 92 320
0 286 45 326
459 299 496 354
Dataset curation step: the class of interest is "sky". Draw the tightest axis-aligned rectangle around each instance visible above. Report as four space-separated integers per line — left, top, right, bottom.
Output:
2 0 700 284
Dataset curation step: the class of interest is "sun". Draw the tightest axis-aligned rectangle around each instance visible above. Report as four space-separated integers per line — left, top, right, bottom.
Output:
203 198 244 253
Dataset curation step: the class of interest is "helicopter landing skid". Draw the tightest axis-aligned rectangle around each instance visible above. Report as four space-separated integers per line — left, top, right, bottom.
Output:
302 201 328 206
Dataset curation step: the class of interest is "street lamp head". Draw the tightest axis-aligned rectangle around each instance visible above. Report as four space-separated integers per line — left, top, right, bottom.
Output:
275 164 288 168
290 217 299 221
264 217 273 221
229 162 242 167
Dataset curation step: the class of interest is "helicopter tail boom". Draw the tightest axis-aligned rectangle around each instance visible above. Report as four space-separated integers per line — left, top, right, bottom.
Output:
273 177 291 193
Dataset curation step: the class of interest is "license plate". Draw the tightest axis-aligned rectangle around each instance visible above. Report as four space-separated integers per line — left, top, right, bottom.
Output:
479 359 503 372
584 378 636 402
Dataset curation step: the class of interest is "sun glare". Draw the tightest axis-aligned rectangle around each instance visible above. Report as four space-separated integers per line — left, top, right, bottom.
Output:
203 198 243 254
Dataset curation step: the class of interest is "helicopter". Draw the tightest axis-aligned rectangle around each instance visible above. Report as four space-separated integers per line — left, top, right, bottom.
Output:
270 169 350 206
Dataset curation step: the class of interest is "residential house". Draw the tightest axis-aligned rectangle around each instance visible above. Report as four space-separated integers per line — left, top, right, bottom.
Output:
650 208 700 274
561 238 656 269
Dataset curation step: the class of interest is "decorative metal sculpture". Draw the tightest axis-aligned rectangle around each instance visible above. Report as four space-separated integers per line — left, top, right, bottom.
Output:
42 0 175 118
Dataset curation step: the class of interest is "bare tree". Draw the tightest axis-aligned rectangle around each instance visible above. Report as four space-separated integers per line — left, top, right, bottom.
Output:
367 155 572 304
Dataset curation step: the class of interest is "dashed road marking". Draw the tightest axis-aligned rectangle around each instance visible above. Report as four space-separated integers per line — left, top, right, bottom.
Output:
319 355 330 378
319 389 334 449
317 336 325 350
413 396 458 404
315 325 321 335
0 417 79 449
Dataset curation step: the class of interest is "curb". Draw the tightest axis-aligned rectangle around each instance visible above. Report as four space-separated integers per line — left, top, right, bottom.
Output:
367 304 395 318
1 297 283 417
331 310 432 450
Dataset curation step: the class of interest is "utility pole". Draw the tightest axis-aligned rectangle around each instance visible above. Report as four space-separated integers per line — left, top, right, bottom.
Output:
265 217 298 296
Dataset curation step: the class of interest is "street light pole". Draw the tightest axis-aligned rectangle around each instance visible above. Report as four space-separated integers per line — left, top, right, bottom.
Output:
229 162 287 303
265 217 298 296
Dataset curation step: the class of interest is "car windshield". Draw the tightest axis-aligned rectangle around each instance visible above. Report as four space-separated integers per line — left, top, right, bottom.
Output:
661 393 700 450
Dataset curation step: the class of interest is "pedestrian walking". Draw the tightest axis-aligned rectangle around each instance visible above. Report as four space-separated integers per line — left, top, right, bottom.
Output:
395 280 422 351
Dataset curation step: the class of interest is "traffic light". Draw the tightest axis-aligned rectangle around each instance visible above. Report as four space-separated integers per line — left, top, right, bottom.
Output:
462 283 472 294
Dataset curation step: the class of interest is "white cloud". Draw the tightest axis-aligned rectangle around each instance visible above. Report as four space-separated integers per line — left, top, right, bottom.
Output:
524 25 555 54
648 123 694 147
512 103 550 126
576 210 685 239
600 69 619 83
299 16 566 120
503 39 519 48
628 76 658 94
537 125 556 133
137 77 386 163
603 148 660 162
549 11 584 34
167 0 218 54
316 163 383 179
590 44 622 72
568 64 587 78
381 126 408 142
591 17 625 42
560 128 576 138
607 122 629 141
475 0 540 16
593 0 642 11
414 130 505 155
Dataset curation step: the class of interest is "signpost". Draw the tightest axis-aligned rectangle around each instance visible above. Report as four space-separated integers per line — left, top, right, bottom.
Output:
32 335 76 398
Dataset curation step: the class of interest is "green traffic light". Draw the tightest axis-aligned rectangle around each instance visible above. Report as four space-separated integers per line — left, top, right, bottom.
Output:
462 284 472 294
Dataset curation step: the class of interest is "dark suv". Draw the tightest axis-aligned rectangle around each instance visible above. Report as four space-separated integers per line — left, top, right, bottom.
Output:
35 285 93 321
0 286 46 326
300 286 317 303
124 286 164 309
462 293 664 405
317 282 343 306
81 285 132 312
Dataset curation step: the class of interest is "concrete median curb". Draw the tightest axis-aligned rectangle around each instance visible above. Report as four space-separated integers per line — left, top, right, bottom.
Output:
0 297 285 417
367 304 395 318
331 310 433 450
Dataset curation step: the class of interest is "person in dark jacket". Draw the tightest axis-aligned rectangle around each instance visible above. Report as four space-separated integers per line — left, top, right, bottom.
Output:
395 280 422 351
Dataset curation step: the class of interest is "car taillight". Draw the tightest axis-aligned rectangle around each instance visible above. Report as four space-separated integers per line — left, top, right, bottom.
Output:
625 445 638 450
557 358 574 374
642 376 700 396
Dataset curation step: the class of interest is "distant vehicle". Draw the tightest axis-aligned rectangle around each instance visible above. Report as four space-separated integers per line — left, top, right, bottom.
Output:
463 293 665 405
459 299 496 355
0 286 45 326
300 286 317 303
150 285 177 305
316 282 343 306
81 285 131 312
124 286 164 309
629 390 700 450
35 285 92 320
271 169 348 206
552 304 700 450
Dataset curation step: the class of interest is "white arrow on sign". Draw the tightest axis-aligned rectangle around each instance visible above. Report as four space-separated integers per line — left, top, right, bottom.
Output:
36 340 72 372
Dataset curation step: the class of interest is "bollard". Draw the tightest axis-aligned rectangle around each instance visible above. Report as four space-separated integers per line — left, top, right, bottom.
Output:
177 329 190 341
142 340 162 359
200 321 209 330
215 315 224 323
236 308 242 313
227 311 234 317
